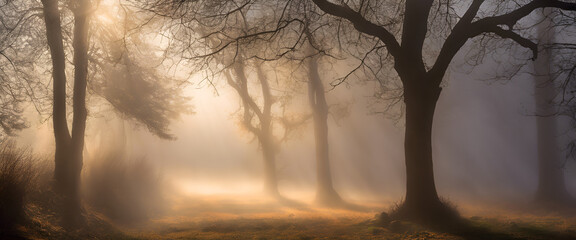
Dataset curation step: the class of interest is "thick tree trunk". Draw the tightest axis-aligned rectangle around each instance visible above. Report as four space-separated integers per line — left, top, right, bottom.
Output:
307 53 342 206
395 81 455 223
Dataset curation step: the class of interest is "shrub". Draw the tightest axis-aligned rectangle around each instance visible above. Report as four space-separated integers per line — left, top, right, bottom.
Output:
0 141 38 229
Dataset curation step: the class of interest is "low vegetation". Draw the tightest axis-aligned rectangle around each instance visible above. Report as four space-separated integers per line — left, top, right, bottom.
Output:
0 141 41 231
0 142 153 239
2 142 575 240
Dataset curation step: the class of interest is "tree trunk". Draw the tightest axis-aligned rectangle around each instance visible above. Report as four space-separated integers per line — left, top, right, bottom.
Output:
533 73 573 206
41 0 77 222
64 0 90 223
255 65 280 197
534 8 573 206
307 52 342 206
259 128 280 197
227 61 280 197
41 0 90 225
396 82 453 223
41 0 72 192
535 96 572 205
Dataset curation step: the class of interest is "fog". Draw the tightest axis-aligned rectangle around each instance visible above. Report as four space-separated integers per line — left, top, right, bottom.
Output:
89 59 572 204
15 50 575 208
3 1 576 238
8 35 576 240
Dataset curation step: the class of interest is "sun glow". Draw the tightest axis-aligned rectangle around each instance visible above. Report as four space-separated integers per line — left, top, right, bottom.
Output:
95 12 113 25
176 179 261 196
93 0 118 26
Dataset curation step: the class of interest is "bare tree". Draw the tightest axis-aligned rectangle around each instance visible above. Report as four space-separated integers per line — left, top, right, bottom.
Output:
0 1 48 138
40 0 190 225
139 0 303 199
140 0 576 222
224 59 283 197
40 0 90 225
308 0 576 223
300 26 344 206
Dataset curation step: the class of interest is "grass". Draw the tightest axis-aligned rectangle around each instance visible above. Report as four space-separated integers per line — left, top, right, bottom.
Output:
1 141 575 239
111 194 576 240
0 141 40 231
385 197 464 231
7 186 576 239
0 142 138 240
127 211 576 240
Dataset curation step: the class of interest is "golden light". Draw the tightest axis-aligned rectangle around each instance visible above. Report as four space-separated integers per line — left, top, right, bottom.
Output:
93 0 118 26
176 179 260 196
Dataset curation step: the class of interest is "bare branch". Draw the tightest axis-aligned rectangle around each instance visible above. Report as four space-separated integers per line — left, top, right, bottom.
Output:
310 0 400 58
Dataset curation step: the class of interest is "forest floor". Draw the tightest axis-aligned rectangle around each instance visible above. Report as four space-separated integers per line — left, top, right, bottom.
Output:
10 193 576 240
118 194 576 240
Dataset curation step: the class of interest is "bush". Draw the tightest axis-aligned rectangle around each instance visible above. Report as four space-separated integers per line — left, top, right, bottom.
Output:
0 141 39 229
84 150 165 224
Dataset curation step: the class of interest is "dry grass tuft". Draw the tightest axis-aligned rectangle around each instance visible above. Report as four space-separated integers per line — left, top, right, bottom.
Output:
0 141 41 230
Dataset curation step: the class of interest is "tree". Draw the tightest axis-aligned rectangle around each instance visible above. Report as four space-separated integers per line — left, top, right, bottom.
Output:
40 0 90 224
308 0 576 223
303 28 344 206
142 0 576 221
0 1 47 139
40 0 189 225
225 59 283 197
533 9 574 207
89 1 190 140
140 0 303 198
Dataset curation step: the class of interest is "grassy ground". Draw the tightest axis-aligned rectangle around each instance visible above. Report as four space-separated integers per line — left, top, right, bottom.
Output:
9 194 576 240
119 194 576 240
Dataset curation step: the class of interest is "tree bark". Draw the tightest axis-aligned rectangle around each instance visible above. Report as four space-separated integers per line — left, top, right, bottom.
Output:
307 51 342 206
397 80 449 222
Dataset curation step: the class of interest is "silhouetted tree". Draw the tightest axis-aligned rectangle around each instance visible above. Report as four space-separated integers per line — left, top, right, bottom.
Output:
308 0 576 223
40 0 90 225
142 0 576 221
40 0 189 225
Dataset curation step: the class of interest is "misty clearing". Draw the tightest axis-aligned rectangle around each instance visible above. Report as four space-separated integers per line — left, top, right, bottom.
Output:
2 0 576 239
